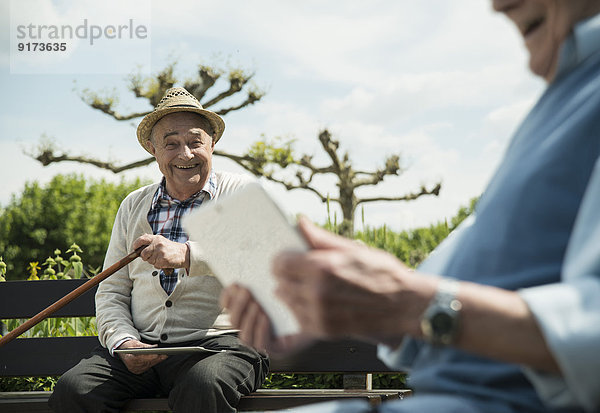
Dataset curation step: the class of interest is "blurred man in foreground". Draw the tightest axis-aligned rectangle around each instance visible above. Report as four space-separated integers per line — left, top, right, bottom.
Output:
223 1 600 412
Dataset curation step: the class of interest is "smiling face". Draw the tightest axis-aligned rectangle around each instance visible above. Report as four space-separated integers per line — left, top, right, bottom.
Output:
493 0 600 82
148 111 216 201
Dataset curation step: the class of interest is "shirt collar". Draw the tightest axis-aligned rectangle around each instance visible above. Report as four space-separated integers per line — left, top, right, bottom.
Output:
555 13 600 79
203 170 218 200
155 170 218 205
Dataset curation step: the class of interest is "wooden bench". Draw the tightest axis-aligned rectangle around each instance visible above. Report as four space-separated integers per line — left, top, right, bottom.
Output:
0 279 410 412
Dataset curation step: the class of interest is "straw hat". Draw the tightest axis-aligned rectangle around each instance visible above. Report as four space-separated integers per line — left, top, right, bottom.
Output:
136 87 225 154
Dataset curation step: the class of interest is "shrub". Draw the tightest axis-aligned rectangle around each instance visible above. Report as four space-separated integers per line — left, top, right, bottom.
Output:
0 174 149 280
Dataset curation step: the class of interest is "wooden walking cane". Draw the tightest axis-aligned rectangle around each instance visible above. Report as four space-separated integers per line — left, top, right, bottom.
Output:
0 245 147 348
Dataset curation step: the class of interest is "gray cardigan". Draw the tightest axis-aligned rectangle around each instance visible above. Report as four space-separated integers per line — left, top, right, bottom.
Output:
96 171 253 352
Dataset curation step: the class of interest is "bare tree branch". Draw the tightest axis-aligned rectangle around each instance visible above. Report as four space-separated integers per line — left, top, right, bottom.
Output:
354 155 402 176
87 105 151 121
128 64 176 107
202 72 252 108
317 130 342 172
185 66 220 102
263 173 331 203
34 149 155 173
213 149 330 201
211 150 258 170
214 91 265 116
357 183 441 205
351 155 403 188
352 173 386 188
297 154 336 175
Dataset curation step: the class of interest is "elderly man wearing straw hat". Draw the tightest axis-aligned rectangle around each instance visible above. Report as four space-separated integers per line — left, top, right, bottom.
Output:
49 88 269 413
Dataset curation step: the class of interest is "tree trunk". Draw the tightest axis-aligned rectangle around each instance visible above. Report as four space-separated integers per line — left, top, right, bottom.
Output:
338 188 356 237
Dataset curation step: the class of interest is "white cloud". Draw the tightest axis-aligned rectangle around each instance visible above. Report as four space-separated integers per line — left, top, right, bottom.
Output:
319 63 534 129
149 1 510 86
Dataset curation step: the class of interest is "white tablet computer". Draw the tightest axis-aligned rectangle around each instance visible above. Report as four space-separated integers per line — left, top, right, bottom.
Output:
182 183 307 337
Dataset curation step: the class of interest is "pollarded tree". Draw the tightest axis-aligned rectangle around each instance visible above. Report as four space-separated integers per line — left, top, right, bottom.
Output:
29 62 440 236
222 130 440 236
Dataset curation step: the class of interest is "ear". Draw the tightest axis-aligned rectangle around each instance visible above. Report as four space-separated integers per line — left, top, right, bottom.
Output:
147 139 157 156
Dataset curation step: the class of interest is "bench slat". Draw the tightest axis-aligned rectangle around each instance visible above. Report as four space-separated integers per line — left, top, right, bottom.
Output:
0 336 99 376
0 389 410 412
270 339 393 373
237 388 409 410
0 337 396 376
0 280 96 318
0 391 53 413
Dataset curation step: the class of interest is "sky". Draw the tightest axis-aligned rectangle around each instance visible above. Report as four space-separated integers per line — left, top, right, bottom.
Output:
0 0 547 232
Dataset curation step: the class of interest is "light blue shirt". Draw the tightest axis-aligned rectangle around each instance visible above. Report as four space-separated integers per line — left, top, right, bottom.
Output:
379 14 600 413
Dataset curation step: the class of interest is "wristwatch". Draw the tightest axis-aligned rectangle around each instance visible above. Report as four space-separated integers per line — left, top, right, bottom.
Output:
420 278 462 346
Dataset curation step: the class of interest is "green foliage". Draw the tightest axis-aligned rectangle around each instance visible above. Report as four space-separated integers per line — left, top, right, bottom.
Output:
26 261 41 280
80 86 120 112
1 244 98 338
0 256 6 282
263 373 343 389
356 224 448 268
125 61 264 109
21 244 91 281
2 316 97 339
246 136 297 174
353 197 477 267
0 174 148 280
263 373 407 390
0 376 58 392
128 63 177 106
323 196 340 234
373 373 407 389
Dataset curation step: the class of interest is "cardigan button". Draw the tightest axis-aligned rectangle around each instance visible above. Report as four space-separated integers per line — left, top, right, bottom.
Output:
160 333 168 341
152 271 158 276
165 300 173 308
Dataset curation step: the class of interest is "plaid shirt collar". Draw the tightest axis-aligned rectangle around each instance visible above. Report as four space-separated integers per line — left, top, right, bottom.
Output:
152 170 217 208
147 171 217 295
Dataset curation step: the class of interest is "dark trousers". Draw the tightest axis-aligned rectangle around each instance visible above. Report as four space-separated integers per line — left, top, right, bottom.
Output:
48 334 269 413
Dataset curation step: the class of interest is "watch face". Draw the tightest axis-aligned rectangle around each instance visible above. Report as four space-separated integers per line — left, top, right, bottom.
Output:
430 311 454 334
421 280 461 345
